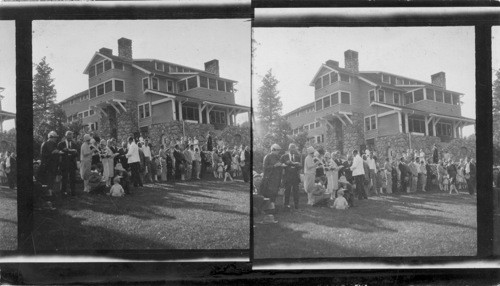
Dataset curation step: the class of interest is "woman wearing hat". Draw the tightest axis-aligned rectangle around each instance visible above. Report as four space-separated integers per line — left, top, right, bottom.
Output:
114 163 130 194
261 143 284 204
80 134 93 193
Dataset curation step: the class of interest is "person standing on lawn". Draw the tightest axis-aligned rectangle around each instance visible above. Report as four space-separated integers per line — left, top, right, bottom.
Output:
57 131 78 196
142 138 153 183
409 158 419 193
159 145 168 182
384 157 393 194
280 143 302 211
126 136 143 188
261 144 283 204
80 134 93 193
40 131 63 194
350 149 365 200
398 156 409 193
240 145 250 183
465 157 476 195
367 153 379 195
304 146 317 205
6 152 16 190
432 144 439 164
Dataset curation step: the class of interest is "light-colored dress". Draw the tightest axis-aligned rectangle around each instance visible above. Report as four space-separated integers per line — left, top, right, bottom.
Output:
325 158 339 193
159 149 168 181
304 154 316 205
102 146 114 182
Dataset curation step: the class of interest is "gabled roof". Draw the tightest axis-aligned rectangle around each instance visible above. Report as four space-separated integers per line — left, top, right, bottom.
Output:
83 52 130 74
58 90 89 105
359 71 463 95
309 64 356 86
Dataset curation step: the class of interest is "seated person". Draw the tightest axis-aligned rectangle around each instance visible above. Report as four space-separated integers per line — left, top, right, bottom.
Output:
311 177 329 207
108 176 125 197
88 165 108 195
337 176 355 207
333 189 349 210
114 163 131 194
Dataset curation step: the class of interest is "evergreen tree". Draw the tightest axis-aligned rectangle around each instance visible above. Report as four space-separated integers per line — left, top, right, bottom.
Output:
257 69 282 132
33 57 57 119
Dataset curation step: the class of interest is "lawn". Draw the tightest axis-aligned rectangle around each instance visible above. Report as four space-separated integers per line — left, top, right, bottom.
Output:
31 178 250 251
254 190 477 258
0 186 17 250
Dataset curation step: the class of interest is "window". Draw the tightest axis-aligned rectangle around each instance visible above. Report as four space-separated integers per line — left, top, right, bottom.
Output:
340 92 350 104
452 94 460 105
178 80 187 92
315 78 322 90
114 62 124 70
404 93 413 105
435 90 444 102
89 87 97 99
155 62 163 71
209 78 216 90
104 81 112 93
394 92 400 105
139 103 151 119
426 88 434 100
396 78 403 85
436 122 452 136
182 105 200 121
104 60 111 71
444 92 452 104
169 65 176 73
409 118 425 133
382 74 390 83
210 110 226 124
89 66 96 78
97 84 104 96
322 74 329 87
378 89 385 103
340 74 350 82
365 115 377 131
167 80 174 92
143 78 149 91
331 92 339 105
315 99 323 110
188 77 198 90
151 78 159 90
309 123 315 129
403 79 410 85
330 72 338 84
369 90 375 103
199 76 208 88
304 125 309 131
89 110 95 116
323 96 331 108
115 80 124 92
316 122 320 128
83 111 89 117
226 82 233 92
414 89 424 102
96 61 104 75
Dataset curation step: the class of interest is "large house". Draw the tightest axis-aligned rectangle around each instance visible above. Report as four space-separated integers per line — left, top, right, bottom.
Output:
59 38 250 144
283 50 475 158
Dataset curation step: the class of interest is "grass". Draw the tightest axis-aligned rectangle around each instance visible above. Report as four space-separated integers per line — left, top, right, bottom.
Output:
0 186 17 250
31 178 249 251
254 189 477 258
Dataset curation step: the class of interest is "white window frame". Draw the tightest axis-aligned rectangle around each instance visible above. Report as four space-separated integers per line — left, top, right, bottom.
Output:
378 89 385 103
89 78 124 97
339 90 351 105
381 74 390 83
368 89 375 103
166 79 175 93
155 62 164 71
393 92 400 105
364 115 377 131
142 77 150 91
151 77 159 91
114 79 125 93
138 102 151 119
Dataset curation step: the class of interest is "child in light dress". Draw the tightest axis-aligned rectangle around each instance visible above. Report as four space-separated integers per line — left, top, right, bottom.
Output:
217 158 225 179
108 176 125 197
333 189 349 210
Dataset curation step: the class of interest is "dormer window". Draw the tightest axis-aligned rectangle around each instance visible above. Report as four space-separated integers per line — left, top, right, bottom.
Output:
217 80 225 91
378 89 385 103
152 77 159 90
188 77 198 90
444 92 452 104
167 80 174 93
322 74 329 87
330 72 338 84
155 62 164 71
414 89 424 102
225 82 233 93
393 92 400 105
104 60 111 71
96 62 104 75
200 76 208 88
381 74 390 83
315 78 322 90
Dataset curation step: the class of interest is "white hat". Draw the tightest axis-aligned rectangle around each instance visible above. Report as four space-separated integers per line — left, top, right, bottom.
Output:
271 144 281 151
48 131 58 138
307 146 315 154
83 134 91 141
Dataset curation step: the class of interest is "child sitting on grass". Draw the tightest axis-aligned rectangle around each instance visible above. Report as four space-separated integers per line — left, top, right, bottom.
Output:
333 188 349 210
108 176 125 197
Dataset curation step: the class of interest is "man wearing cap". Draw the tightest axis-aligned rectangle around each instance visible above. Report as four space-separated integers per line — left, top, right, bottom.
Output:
280 143 302 210
126 136 143 188
40 131 63 193
58 131 78 196
304 146 317 205
350 149 365 200
261 143 283 204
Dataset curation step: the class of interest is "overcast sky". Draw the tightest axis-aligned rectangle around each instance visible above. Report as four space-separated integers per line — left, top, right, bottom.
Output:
33 19 251 121
253 26 476 136
0 21 16 131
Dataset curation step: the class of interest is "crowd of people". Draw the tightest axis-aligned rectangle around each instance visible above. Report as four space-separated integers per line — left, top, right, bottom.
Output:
256 143 477 213
0 151 16 190
34 130 250 200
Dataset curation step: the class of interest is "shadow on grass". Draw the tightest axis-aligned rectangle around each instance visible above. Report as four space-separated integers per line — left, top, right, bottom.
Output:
0 187 17 250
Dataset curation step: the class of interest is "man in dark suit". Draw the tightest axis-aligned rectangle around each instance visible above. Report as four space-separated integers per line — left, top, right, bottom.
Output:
398 156 409 193
241 145 250 183
206 131 213 152
280 143 302 211
40 131 63 193
57 131 78 196
6 152 16 190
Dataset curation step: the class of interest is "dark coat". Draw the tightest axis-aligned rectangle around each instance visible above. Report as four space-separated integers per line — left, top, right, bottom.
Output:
280 151 301 185
57 140 78 170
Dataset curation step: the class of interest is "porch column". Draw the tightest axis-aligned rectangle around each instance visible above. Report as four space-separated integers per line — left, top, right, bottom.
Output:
226 108 231 126
424 115 429 136
178 100 183 121
433 118 437 136
198 103 202 124
171 100 176 120
398 112 402 133
404 112 409 134
206 107 210 124
453 121 457 138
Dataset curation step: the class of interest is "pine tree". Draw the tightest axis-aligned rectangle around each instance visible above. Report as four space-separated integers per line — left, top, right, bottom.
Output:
257 69 282 132
33 57 57 118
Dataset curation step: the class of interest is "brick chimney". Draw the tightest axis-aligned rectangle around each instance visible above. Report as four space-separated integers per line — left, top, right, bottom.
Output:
99 48 113 56
344 50 359 73
118 38 132 60
431 72 446 89
204 59 219 76
326 60 339 69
